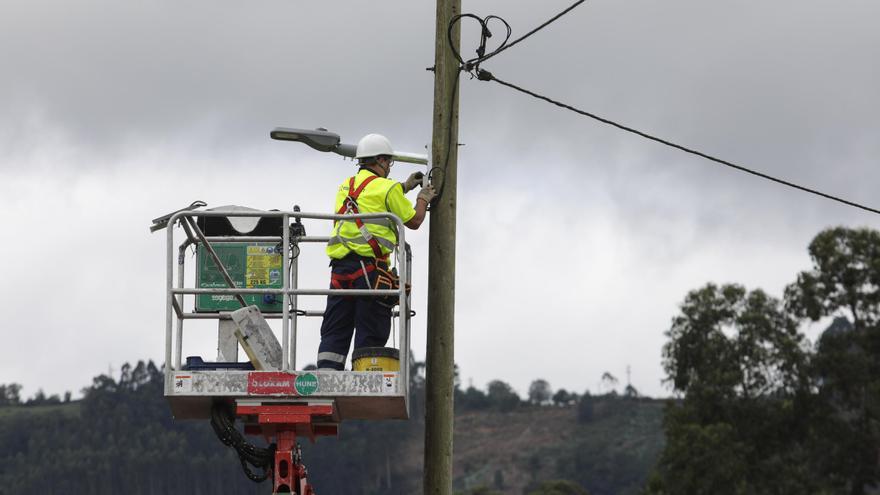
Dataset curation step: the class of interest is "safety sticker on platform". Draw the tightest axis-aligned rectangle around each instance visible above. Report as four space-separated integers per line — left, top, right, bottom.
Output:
246 247 282 288
295 373 318 396
174 374 192 393
383 374 396 395
247 372 295 394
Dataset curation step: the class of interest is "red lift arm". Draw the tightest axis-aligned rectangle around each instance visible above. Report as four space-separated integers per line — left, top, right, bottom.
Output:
237 403 339 495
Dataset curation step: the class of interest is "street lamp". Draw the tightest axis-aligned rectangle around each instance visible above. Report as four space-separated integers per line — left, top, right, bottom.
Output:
270 127 428 165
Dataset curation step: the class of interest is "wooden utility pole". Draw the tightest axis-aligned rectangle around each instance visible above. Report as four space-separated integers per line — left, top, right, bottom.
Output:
424 0 460 493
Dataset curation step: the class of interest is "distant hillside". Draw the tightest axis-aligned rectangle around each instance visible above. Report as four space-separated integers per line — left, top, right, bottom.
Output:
451 398 664 494
0 364 665 495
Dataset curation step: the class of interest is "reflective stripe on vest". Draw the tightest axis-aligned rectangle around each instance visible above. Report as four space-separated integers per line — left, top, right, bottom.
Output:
328 234 396 251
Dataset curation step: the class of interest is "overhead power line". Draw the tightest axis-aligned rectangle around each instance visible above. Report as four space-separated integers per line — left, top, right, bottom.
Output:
478 71 880 216
448 2 880 216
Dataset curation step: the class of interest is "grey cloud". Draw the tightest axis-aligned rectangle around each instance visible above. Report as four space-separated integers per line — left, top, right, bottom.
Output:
2 0 879 398
0 0 435 160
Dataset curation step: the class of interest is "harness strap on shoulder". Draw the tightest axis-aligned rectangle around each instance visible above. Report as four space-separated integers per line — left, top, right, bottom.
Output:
337 175 380 214
334 174 386 259
350 175 377 198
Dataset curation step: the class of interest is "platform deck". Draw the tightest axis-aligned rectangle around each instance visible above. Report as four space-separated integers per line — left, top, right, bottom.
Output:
165 370 407 420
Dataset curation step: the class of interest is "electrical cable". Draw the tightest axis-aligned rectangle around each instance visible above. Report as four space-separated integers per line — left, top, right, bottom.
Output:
479 71 880 215
446 5 880 216
448 14 511 72
210 401 275 483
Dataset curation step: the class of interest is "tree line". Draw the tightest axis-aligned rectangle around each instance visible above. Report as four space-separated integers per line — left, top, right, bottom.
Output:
0 383 72 406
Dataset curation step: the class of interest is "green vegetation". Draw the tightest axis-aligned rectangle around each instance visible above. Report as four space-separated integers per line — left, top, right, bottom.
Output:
0 361 657 494
647 227 880 495
451 394 663 495
0 362 265 495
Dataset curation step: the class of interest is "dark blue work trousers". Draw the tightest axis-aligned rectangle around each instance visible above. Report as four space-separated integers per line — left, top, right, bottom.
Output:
317 257 391 370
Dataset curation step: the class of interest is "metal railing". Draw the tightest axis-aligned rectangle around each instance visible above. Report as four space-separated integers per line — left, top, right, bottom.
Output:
164 209 411 390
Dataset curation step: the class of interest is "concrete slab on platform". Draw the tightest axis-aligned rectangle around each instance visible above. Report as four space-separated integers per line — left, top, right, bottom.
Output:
231 305 282 370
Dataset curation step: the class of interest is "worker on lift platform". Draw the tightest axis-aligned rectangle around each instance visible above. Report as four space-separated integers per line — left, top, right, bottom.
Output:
316 133 436 370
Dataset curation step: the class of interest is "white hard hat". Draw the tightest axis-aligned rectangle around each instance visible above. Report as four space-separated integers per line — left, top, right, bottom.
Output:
355 134 395 159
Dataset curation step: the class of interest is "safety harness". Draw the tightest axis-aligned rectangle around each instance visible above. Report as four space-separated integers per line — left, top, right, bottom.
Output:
329 259 402 308
329 173 408 306
329 261 378 290
335 174 387 260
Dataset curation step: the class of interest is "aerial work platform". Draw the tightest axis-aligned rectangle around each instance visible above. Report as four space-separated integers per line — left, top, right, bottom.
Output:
151 127 430 493
156 204 413 423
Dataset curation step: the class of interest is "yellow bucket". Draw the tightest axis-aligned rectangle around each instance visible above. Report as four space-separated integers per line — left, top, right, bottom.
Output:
352 347 400 372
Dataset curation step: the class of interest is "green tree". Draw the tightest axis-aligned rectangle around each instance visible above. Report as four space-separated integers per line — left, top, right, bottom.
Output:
785 227 880 494
663 284 809 400
552 388 571 406
651 283 815 494
528 379 552 405
0 383 22 405
25 388 61 405
486 380 520 412
785 227 880 326
457 385 490 411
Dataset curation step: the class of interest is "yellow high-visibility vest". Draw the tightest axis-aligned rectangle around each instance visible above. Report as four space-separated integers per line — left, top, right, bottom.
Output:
326 169 416 260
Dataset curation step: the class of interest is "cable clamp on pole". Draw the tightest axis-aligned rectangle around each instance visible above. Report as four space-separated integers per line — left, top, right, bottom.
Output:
476 69 494 81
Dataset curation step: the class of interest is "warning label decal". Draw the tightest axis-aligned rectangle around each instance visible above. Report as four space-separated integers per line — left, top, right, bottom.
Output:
173 374 193 393
247 372 296 395
246 246 282 288
382 374 396 395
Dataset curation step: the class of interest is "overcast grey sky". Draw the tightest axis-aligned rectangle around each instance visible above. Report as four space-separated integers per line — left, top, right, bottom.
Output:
1 0 878 400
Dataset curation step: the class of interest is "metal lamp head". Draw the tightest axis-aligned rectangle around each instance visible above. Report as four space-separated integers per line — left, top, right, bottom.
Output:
270 127 342 153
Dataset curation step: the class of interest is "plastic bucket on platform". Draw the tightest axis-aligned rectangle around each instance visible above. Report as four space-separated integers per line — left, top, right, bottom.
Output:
351 347 400 372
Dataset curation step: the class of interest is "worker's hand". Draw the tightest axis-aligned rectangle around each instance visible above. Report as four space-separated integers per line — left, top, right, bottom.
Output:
403 171 425 193
417 184 437 205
